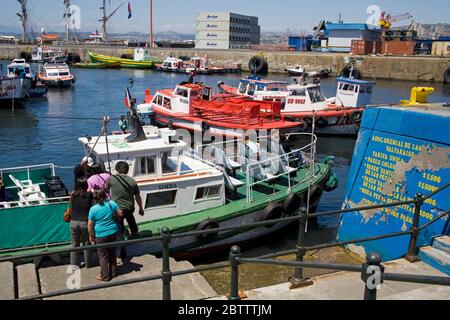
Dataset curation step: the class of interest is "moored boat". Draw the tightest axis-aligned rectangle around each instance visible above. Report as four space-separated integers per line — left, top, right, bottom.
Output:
31 46 68 64
38 63 76 88
155 55 242 74
219 76 375 136
140 81 301 138
73 61 121 69
88 48 158 69
0 116 337 258
7 58 48 98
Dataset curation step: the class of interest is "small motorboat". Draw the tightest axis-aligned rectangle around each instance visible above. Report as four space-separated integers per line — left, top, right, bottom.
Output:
38 62 76 88
286 66 332 78
88 48 159 69
6 58 48 98
31 46 67 63
73 61 121 69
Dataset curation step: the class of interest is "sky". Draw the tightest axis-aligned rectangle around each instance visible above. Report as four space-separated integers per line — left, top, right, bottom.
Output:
2 0 449 34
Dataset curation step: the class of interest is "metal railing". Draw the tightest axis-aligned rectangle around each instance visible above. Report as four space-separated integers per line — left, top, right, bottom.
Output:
0 182 448 300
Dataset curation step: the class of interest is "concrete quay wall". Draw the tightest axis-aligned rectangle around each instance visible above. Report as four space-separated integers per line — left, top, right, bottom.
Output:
1 44 449 82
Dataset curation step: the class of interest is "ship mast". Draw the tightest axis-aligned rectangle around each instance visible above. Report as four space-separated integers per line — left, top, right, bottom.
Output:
100 0 125 41
149 0 153 47
63 0 72 43
16 0 29 43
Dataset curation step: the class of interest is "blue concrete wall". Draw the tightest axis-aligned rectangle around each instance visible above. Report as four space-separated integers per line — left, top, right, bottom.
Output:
338 105 450 261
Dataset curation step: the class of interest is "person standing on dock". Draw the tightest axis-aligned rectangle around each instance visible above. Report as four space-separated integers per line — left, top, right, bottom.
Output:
107 161 145 264
88 190 123 282
70 178 94 269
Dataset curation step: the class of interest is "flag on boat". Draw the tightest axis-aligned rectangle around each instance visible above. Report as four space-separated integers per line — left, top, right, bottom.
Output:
124 87 133 108
128 2 132 19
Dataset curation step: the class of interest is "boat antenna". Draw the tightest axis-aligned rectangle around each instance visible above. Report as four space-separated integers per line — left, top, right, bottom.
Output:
17 0 30 43
103 116 112 174
100 0 125 41
63 0 72 44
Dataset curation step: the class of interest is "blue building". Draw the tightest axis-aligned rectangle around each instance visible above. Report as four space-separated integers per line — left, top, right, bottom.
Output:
322 22 382 53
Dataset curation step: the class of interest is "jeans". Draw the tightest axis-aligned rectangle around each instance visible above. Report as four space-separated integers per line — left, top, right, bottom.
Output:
70 220 93 268
95 233 118 281
117 208 139 261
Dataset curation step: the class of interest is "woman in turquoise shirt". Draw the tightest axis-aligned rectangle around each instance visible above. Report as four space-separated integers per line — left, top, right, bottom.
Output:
88 190 123 282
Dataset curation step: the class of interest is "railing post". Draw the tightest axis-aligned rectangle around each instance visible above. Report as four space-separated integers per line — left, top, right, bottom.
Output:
228 245 242 301
289 207 314 289
405 193 424 263
361 252 384 300
161 227 172 301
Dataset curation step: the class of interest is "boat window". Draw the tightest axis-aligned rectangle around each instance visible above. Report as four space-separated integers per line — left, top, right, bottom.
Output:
48 72 59 77
59 72 69 76
359 85 366 94
238 83 247 94
157 95 163 106
163 97 171 109
367 85 373 94
145 190 177 209
257 84 266 91
355 85 359 93
202 88 211 100
290 88 306 96
176 88 189 98
139 156 156 175
195 185 222 200
308 87 325 103
161 152 177 174
247 83 256 96
339 83 344 90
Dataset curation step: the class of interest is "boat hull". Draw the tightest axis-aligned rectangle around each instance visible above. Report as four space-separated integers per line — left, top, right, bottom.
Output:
0 77 33 101
88 52 156 69
73 61 121 69
38 77 74 88
155 65 242 74
27 83 48 98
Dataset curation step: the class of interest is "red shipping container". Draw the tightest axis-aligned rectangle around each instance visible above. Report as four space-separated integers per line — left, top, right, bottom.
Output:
381 40 415 55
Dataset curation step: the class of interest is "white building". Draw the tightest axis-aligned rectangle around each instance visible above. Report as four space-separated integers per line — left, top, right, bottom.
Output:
195 12 260 50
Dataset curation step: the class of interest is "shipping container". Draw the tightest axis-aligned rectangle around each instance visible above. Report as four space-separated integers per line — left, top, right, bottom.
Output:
381 40 415 55
431 41 450 56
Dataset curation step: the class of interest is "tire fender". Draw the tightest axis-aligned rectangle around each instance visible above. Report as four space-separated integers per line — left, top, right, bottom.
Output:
282 193 303 216
195 219 220 242
261 202 285 228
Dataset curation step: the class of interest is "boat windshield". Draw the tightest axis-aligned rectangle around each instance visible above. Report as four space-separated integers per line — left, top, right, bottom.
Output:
308 87 325 103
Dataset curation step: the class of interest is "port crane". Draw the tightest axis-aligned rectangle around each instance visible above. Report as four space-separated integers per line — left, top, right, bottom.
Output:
379 12 415 31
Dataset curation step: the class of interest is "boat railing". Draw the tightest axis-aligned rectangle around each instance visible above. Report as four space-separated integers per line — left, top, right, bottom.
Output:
0 163 56 191
0 196 70 209
1 182 448 301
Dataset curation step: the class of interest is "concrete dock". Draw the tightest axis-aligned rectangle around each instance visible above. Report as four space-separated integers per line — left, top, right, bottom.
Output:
0 44 449 82
1 255 217 300
229 259 450 300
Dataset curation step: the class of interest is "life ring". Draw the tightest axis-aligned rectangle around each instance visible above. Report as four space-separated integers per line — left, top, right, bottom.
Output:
282 193 303 216
195 218 220 242
351 111 363 123
201 121 210 132
261 202 284 228
315 117 328 128
444 67 450 84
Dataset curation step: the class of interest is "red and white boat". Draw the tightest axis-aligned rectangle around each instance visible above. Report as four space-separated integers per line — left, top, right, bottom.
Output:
219 76 375 136
139 82 300 138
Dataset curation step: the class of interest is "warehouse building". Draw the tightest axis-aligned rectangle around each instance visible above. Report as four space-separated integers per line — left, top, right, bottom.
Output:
323 23 382 52
195 12 260 49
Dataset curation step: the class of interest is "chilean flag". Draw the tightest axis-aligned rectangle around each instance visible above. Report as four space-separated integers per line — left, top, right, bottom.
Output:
128 2 132 19
124 87 133 109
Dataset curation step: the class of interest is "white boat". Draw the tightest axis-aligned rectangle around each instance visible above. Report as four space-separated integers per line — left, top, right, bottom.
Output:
6 59 48 98
38 63 75 88
219 76 375 136
0 59 34 102
31 46 68 64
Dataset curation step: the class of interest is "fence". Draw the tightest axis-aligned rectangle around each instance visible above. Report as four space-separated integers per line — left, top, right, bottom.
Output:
0 182 449 300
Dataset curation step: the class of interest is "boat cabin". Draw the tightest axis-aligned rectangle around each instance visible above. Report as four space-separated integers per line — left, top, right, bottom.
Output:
335 77 375 108
134 48 152 62
31 46 65 62
40 63 71 78
283 83 328 112
238 78 289 98
7 59 32 78
78 126 225 221
161 57 184 70
151 83 213 114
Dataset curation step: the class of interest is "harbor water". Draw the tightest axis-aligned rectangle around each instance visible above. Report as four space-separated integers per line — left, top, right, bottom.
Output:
1 61 449 261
